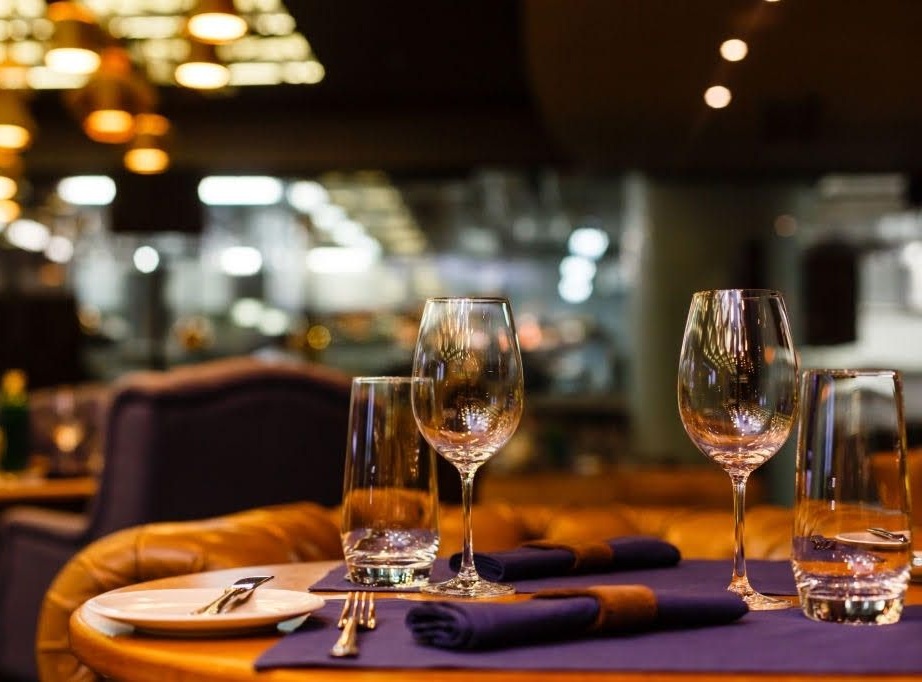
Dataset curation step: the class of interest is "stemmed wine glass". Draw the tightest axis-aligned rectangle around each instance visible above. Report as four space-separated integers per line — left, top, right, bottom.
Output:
677 289 798 610
411 297 524 598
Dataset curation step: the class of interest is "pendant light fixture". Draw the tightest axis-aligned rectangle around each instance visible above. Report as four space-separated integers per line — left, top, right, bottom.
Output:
187 0 248 44
44 1 104 76
174 40 230 90
66 46 157 144
124 113 171 174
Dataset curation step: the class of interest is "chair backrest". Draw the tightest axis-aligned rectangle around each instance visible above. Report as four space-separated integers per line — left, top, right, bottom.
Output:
85 356 352 540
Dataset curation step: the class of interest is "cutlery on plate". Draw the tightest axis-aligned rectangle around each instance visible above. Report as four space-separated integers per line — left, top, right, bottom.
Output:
191 575 274 615
329 591 376 658
867 527 910 543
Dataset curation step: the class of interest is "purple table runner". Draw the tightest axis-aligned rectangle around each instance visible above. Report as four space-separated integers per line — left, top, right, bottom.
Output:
253 560 922 674
310 558 797 596
257 598 922 674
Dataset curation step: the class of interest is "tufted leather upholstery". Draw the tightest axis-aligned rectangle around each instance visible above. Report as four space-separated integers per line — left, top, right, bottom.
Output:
38 499 795 682
38 502 342 682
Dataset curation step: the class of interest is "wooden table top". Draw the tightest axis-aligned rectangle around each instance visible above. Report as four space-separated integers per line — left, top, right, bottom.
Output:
0 473 96 504
69 561 922 682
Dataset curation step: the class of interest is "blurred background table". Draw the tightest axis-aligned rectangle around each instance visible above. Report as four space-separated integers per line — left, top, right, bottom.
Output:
0 474 97 510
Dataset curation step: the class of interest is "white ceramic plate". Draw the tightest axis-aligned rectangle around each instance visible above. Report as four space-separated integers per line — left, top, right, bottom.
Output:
84 588 325 636
835 530 911 548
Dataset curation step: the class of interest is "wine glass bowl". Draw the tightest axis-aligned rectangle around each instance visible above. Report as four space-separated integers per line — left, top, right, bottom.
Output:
411 297 524 598
677 289 798 610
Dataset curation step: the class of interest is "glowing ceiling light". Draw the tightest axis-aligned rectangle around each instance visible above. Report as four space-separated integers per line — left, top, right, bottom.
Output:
228 61 280 86
0 91 35 151
230 298 263 327
187 0 248 44
287 180 330 213
133 245 160 273
559 255 597 281
567 226 610 260
558 277 593 304
704 85 732 109
219 245 263 276
57 175 116 205
174 40 230 89
198 175 284 205
123 113 171 174
310 203 346 230
45 235 74 263
258 308 290 336
719 38 748 62
0 152 21 201
6 218 50 251
330 219 366 246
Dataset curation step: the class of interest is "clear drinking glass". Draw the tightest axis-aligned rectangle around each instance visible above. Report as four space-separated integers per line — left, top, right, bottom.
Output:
792 369 912 624
341 377 440 588
677 289 798 610
411 297 525 598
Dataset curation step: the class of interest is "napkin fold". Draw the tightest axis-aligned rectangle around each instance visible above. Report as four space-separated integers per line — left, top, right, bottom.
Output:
405 585 748 650
449 536 681 581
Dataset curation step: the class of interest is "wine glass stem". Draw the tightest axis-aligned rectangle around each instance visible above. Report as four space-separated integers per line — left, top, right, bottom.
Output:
729 472 752 595
457 467 478 581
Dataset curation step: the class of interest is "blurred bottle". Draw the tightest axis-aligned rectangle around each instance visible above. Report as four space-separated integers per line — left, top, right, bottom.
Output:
49 387 87 476
0 369 30 473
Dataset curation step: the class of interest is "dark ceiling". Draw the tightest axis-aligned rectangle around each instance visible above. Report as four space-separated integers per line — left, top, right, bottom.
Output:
21 0 922 179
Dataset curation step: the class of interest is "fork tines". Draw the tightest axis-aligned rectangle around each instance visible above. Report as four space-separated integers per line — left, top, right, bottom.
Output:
337 591 356 628
336 591 376 629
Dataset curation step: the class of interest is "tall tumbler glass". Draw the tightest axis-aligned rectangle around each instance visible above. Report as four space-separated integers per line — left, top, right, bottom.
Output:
341 377 440 588
793 369 912 624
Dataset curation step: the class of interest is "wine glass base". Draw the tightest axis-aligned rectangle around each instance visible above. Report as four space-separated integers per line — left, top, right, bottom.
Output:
421 574 515 599
732 586 793 611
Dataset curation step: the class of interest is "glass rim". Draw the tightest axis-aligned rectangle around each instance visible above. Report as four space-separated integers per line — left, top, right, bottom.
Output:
692 288 783 299
800 367 901 379
425 296 510 303
351 376 416 384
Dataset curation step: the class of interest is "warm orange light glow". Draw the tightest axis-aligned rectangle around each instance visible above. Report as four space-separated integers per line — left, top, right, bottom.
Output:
0 124 30 151
0 92 35 151
704 85 732 109
0 199 19 223
134 112 170 136
720 39 748 62
124 147 169 174
0 177 18 201
84 109 135 143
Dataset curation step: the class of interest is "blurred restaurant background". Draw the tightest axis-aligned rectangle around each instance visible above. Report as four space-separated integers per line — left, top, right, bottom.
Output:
1 0 921 504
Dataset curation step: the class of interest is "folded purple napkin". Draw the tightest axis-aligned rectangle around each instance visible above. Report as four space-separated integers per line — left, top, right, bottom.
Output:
450 536 681 581
406 584 748 650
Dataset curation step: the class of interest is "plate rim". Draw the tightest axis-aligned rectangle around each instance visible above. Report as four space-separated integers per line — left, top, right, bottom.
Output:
84 587 325 634
834 530 911 548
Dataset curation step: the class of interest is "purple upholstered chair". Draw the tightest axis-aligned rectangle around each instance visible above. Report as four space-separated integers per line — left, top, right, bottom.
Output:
0 356 352 681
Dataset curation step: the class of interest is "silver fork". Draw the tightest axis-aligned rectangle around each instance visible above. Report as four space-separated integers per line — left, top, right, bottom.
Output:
329 591 376 658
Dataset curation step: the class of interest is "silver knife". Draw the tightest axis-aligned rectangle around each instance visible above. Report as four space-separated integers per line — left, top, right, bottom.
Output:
191 575 274 615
